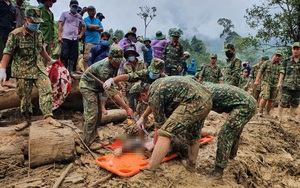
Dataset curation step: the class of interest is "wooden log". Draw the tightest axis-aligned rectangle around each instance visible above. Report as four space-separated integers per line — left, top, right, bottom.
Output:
100 109 128 125
29 120 75 168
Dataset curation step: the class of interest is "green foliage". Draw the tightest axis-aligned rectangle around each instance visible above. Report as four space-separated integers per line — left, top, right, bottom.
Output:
245 0 300 46
137 6 157 38
217 18 240 43
107 29 124 44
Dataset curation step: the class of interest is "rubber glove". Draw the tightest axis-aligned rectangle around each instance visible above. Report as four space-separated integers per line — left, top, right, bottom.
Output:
103 78 114 89
0 68 7 85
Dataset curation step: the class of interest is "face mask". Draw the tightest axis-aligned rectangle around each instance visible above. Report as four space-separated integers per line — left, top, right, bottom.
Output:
71 7 77 13
27 23 40 32
101 40 110 46
128 56 135 62
225 51 235 59
149 72 160 79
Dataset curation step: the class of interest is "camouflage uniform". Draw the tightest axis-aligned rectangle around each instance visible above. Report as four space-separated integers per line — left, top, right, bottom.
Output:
79 47 124 146
123 59 147 110
259 60 281 101
222 58 242 86
3 9 53 121
162 30 183 76
250 63 262 100
202 82 256 169
149 76 212 142
238 73 248 91
198 64 222 83
279 56 300 108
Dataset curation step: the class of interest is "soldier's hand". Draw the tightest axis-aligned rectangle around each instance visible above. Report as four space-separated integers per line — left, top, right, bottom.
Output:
253 81 259 86
135 117 144 131
277 83 282 90
103 78 114 90
177 65 182 72
125 107 134 119
0 68 7 86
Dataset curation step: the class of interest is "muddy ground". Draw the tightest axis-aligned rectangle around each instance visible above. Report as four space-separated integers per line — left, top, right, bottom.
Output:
0 107 299 188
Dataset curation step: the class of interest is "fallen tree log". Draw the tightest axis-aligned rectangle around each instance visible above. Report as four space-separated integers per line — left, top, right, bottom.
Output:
29 120 75 168
100 109 127 125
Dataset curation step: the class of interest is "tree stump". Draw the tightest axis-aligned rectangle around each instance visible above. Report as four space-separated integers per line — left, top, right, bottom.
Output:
29 120 75 168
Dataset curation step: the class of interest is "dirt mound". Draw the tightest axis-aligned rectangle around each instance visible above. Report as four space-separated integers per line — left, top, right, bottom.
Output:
0 108 299 188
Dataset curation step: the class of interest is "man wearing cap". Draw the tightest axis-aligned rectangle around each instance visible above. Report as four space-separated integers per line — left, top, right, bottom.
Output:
180 51 190 76
222 43 242 86
162 29 184 76
254 49 282 117
96 12 105 22
118 31 136 52
0 8 61 130
135 76 212 177
143 38 153 67
83 5 103 70
39 0 55 65
247 56 269 102
151 31 168 59
122 49 147 110
79 46 134 148
58 0 86 73
197 53 222 83
277 42 300 122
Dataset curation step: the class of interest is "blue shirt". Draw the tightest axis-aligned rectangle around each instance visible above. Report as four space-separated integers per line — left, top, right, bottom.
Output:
84 16 103 44
88 41 110 66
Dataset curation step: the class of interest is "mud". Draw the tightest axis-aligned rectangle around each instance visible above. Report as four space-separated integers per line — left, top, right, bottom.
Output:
0 108 299 188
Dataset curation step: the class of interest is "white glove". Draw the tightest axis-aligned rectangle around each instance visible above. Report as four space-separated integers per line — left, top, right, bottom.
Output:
0 68 7 85
135 117 144 130
103 78 114 90
49 59 57 65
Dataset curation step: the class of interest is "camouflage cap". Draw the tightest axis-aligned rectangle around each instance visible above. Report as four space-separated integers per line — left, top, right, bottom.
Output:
222 43 235 51
129 82 150 96
149 58 165 74
274 49 283 56
25 8 43 23
292 42 300 48
109 46 125 63
261 56 269 61
171 30 181 37
211 53 218 58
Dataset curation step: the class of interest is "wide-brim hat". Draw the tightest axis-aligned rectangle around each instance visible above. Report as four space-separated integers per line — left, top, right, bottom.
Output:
144 38 151 43
125 31 136 38
155 31 166 40
124 49 139 59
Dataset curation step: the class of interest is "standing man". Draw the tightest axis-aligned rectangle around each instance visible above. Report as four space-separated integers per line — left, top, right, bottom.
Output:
162 29 183 76
39 0 55 64
0 8 60 130
254 49 282 117
0 0 16 88
180 51 190 76
58 0 86 73
248 56 269 102
197 53 222 83
222 43 242 86
277 42 300 122
83 5 103 70
79 47 134 148
136 76 212 175
143 38 153 67
151 31 168 59
15 0 25 28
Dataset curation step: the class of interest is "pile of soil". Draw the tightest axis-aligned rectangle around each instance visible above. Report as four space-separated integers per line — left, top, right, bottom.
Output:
0 108 299 188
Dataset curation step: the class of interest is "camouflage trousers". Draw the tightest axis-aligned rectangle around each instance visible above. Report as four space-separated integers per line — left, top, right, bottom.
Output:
215 101 256 169
158 97 212 142
252 88 261 101
279 87 300 108
80 88 102 146
261 83 278 102
16 73 53 120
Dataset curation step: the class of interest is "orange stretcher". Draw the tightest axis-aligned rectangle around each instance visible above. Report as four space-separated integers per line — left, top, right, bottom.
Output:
96 135 214 177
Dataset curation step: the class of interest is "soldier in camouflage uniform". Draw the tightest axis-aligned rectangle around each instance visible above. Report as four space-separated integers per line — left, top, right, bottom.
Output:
197 53 222 83
122 49 147 110
222 43 242 86
277 42 300 122
136 76 212 174
238 69 249 91
247 56 269 102
201 82 256 179
79 46 134 147
104 58 166 118
162 29 183 76
254 49 282 117
0 8 61 131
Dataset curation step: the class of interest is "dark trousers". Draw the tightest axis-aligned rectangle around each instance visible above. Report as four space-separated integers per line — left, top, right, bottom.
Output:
0 35 12 80
60 39 78 72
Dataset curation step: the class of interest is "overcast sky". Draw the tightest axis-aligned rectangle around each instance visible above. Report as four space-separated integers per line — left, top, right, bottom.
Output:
30 0 263 40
